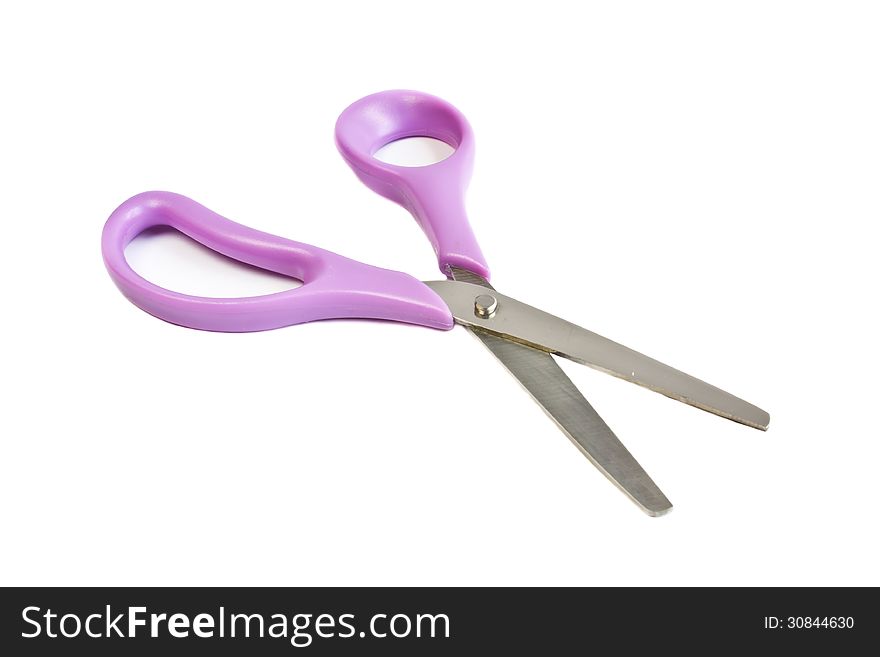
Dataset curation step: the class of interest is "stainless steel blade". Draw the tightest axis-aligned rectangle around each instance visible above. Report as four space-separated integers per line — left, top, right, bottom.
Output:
449 267 672 516
427 279 770 431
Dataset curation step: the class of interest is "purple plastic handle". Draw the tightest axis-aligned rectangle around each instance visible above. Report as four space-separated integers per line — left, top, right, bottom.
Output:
101 191 453 332
335 90 490 280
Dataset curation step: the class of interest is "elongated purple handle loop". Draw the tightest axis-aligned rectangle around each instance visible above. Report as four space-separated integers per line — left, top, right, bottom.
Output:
335 90 490 280
101 191 453 332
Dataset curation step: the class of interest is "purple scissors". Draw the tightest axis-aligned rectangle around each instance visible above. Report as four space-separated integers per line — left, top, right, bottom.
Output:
102 90 769 515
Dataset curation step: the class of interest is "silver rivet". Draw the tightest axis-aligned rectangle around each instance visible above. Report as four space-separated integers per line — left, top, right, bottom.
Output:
474 294 498 319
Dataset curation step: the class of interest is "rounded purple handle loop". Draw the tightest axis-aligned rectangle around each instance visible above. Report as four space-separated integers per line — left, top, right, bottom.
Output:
101 191 453 332
335 90 490 280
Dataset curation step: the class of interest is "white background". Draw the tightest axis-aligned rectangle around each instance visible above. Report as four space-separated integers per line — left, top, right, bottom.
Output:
1 1 878 586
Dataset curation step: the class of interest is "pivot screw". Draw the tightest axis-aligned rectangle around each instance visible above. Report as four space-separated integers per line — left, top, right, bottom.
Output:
474 294 498 319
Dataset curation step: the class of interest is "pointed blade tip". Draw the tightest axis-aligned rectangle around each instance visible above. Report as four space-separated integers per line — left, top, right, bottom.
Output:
645 504 674 518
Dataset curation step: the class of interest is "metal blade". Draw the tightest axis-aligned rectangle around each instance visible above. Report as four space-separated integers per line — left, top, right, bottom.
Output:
427 279 770 431
449 267 672 516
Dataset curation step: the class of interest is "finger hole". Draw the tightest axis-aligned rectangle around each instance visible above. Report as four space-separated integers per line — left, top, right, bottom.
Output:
373 136 455 167
125 226 301 298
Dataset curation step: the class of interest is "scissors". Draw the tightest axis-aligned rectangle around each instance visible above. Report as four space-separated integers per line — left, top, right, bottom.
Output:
102 89 769 515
